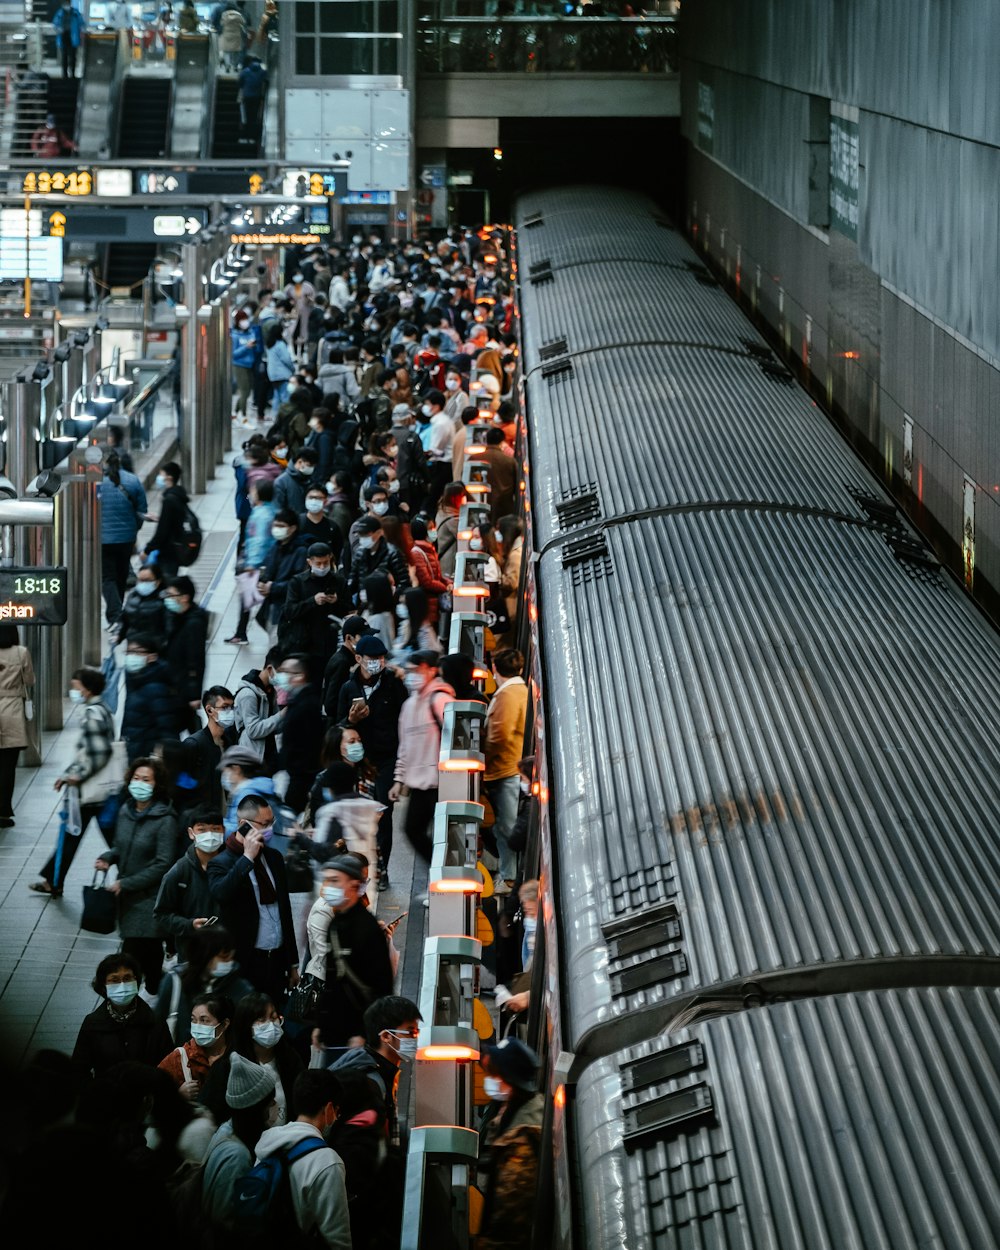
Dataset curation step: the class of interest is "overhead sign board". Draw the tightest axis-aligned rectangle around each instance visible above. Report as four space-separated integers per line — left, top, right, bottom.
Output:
281 169 347 199
96 168 133 197
229 230 322 247
340 190 394 205
829 111 859 241
0 567 68 625
153 215 202 237
62 208 207 242
0 208 42 238
0 236 63 281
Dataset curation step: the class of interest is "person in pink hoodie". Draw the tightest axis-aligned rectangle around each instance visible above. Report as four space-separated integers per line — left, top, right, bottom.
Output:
388 650 455 862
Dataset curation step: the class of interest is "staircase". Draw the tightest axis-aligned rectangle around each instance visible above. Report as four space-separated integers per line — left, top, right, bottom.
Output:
8 70 48 160
117 76 172 158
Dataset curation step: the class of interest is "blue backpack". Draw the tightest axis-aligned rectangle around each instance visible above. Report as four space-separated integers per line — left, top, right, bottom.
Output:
233 1136 328 1240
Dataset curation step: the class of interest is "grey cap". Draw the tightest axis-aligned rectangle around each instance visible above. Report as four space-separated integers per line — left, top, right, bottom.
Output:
217 745 263 773
226 1052 276 1109
322 853 366 882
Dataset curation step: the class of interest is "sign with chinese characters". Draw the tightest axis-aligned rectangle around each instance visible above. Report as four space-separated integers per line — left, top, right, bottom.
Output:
0 567 68 624
281 169 347 199
697 81 714 154
829 113 859 241
21 169 92 196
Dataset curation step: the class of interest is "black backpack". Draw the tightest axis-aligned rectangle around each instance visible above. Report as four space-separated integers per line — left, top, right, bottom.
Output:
174 503 203 566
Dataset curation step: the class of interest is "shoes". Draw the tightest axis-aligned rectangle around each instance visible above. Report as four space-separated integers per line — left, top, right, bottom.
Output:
29 881 62 898
493 880 511 896
225 635 249 646
377 874 389 892
0 817 14 828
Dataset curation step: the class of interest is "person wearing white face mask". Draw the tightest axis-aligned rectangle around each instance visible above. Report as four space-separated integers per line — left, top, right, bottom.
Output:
177 686 239 816
475 1038 545 1248
277 542 350 670
95 756 178 998
158 988 234 1101
114 561 166 646
121 633 183 764
72 952 174 1078
163 575 210 719
305 855 394 1053
153 808 229 969
200 990 305 1133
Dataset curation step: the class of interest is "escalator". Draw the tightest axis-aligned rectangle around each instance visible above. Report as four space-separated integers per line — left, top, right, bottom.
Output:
117 76 172 158
101 242 157 293
77 31 121 158
46 77 79 142
210 76 263 158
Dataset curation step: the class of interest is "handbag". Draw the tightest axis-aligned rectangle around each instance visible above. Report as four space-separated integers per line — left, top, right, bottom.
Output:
20 650 33 720
81 868 118 934
284 973 322 1024
79 707 126 806
237 568 264 611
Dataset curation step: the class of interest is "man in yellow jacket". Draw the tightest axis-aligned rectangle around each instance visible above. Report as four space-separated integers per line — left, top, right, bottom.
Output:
483 649 528 895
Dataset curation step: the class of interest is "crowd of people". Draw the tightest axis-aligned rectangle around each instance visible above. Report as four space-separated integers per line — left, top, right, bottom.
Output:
5 228 545 1246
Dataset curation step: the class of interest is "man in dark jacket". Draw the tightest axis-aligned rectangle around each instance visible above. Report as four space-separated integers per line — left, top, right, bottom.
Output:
163 575 210 717
314 856 394 1048
207 792 299 1004
336 635 406 888
122 633 182 763
322 614 370 722
258 509 309 638
114 560 167 646
273 445 319 516
178 686 237 817
278 542 351 673
274 653 324 816
144 461 190 578
480 426 518 523
346 516 409 606
152 807 226 964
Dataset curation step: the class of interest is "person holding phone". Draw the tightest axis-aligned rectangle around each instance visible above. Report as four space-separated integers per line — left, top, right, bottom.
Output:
153 808 227 966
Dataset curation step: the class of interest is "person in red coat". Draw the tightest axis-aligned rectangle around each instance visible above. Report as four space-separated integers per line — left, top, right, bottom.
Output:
407 516 451 625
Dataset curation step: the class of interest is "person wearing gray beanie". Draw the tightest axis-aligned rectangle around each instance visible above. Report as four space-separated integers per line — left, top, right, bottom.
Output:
226 1050 277 1109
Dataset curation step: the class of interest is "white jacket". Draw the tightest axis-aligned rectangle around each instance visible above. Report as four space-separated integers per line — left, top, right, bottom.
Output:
253 1122 351 1250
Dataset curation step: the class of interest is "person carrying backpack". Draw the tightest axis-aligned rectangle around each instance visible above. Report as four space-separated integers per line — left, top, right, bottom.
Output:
145 462 199 578
235 1068 350 1248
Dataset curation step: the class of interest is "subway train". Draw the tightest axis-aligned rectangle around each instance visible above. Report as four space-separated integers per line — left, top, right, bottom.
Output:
511 187 1000 1249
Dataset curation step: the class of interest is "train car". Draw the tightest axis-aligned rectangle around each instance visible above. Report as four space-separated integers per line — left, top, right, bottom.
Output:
512 186 1000 1249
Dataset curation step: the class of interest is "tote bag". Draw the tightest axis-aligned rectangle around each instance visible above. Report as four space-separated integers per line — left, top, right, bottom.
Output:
81 868 118 935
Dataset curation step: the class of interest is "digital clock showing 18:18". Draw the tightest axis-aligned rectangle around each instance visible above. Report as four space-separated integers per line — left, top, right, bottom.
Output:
0 566 68 625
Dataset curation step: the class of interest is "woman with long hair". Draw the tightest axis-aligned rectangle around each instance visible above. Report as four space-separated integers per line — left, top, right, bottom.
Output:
392 586 441 661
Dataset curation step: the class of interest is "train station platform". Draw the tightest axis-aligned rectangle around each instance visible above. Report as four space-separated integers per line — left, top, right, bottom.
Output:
0 430 422 1070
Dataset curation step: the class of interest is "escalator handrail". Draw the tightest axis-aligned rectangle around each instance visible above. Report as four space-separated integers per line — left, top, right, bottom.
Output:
201 32 219 159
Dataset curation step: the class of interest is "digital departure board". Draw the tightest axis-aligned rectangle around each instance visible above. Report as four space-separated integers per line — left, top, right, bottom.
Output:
0 566 68 625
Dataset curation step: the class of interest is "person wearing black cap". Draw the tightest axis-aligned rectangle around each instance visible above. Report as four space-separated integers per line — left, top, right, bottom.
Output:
476 1037 545 1249
306 855 394 1051
277 542 350 673
336 635 406 890
321 614 370 722
389 650 455 863
346 516 408 606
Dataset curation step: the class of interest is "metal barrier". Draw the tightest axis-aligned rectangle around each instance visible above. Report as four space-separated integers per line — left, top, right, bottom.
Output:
415 15 678 76
400 1126 479 1250
429 801 486 940
438 699 486 803
415 935 483 1126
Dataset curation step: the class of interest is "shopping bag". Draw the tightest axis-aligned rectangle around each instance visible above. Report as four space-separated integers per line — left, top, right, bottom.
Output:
236 568 264 610
81 869 118 935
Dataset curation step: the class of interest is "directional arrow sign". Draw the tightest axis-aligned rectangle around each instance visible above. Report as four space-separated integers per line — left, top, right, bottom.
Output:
184 216 201 235
164 175 179 191
419 168 435 186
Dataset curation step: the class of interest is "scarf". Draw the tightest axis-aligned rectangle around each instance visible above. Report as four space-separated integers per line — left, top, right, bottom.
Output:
225 832 277 904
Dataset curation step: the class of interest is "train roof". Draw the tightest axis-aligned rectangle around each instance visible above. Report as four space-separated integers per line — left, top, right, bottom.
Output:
573 985 1000 1249
515 187 1000 1054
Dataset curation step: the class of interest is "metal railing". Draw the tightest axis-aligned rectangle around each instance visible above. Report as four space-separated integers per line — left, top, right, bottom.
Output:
416 14 677 74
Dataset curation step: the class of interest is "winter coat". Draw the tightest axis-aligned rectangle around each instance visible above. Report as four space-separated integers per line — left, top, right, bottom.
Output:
145 483 190 566
165 604 210 706
276 684 324 812
336 670 406 766
100 469 147 544
117 584 167 645
153 844 218 944
298 512 342 561
347 538 409 602
267 337 296 382
233 670 283 770
409 540 449 625
231 327 259 369
480 445 518 523
158 1035 227 1093
243 500 277 568
311 900 394 1045
72 997 173 1077
179 724 236 813
478 1093 545 1249
278 569 351 662
305 426 338 487
53 5 86 48
122 656 182 762
0 644 33 749
218 7 245 51
394 678 454 791
484 676 528 783
206 843 299 975
502 536 523 623
201 1122 252 1231
253 1122 351 1250
322 645 356 721
102 798 178 938
318 361 360 408
259 534 309 626
273 466 311 516
435 511 461 578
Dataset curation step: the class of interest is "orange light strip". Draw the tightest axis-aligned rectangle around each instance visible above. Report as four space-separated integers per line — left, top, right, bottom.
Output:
430 879 484 894
453 586 487 598
418 1045 480 1062
440 758 485 772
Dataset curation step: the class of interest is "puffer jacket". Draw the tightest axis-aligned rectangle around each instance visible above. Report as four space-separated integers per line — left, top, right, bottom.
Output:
394 678 454 791
122 656 182 762
100 469 147 544
117 584 167 645
102 797 178 938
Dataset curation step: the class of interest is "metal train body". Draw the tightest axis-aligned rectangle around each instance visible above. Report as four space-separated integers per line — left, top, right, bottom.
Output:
513 186 1000 1250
